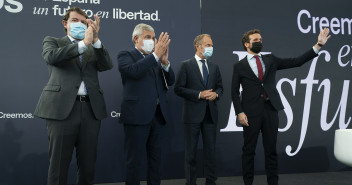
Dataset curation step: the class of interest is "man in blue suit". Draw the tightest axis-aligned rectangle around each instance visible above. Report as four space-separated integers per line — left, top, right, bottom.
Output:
117 23 175 185
174 34 223 185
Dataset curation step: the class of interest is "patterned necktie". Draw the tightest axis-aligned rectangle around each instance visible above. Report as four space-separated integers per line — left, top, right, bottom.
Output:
254 55 267 99
73 40 87 95
200 59 208 86
72 40 82 64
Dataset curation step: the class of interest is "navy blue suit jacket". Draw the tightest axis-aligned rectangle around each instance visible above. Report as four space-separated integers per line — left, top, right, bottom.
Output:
117 48 175 125
174 57 223 124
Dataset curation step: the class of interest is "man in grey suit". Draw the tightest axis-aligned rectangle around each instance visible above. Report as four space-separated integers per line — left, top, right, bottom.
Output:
34 7 113 185
174 34 223 185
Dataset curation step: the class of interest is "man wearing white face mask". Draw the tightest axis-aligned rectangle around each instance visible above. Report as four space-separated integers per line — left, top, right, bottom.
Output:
34 7 113 185
174 34 223 185
117 23 175 185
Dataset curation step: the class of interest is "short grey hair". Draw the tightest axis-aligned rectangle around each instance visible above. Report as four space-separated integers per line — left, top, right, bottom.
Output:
132 23 154 44
193 34 211 51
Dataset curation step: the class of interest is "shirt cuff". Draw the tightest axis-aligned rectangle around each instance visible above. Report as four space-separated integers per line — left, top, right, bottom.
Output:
161 62 170 72
78 41 88 54
198 92 201 99
312 46 319 54
152 52 159 62
92 39 102 48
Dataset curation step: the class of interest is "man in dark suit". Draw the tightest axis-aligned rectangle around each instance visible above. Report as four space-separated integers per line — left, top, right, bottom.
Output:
117 23 175 185
174 34 223 185
34 7 113 185
231 28 331 185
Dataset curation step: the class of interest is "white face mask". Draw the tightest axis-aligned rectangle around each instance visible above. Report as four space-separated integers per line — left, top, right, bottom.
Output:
142 39 154 54
202 47 213 59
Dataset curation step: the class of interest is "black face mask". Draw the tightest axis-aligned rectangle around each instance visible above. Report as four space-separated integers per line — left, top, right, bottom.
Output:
250 42 263 53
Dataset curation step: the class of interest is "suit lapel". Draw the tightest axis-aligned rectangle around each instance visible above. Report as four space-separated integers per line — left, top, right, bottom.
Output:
60 36 72 45
81 46 93 71
262 55 271 81
206 61 215 88
131 48 144 61
242 58 261 82
190 58 205 87
131 48 160 81
60 36 81 69
131 48 158 72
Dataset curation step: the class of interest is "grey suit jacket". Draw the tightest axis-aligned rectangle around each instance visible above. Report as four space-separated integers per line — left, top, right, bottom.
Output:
34 36 113 120
174 57 223 124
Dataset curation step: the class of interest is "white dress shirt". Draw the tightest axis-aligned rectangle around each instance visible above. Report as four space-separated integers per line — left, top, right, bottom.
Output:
67 35 102 95
246 53 265 78
246 46 320 77
195 54 209 79
195 54 213 99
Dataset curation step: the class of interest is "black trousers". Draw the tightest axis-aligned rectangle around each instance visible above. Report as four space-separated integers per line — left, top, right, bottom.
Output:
242 101 279 185
46 100 101 185
124 105 166 185
184 107 217 185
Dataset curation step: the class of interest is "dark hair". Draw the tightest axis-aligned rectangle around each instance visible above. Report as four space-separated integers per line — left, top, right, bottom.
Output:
62 7 88 33
193 34 211 51
241 29 261 51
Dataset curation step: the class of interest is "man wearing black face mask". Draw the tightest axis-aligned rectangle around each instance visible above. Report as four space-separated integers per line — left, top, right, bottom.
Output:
231 28 331 185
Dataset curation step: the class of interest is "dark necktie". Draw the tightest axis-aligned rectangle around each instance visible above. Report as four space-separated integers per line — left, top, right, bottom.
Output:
73 40 87 95
254 55 267 99
72 40 82 64
143 53 160 98
200 59 208 86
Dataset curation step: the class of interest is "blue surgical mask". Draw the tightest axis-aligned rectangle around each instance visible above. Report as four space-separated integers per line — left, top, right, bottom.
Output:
69 22 87 40
142 39 154 54
202 47 213 59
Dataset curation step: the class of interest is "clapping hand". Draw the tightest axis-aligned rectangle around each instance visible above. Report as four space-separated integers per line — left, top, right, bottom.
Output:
83 25 93 46
90 14 100 43
160 47 169 66
154 32 170 62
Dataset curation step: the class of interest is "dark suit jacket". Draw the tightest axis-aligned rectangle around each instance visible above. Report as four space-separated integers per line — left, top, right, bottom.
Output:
231 48 318 117
34 36 113 120
174 57 223 124
117 48 175 125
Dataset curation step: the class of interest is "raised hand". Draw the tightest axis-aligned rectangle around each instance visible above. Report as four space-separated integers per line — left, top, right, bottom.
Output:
83 25 93 46
90 14 100 43
154 32 170 59
317 28 331 46
160 47 169 66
